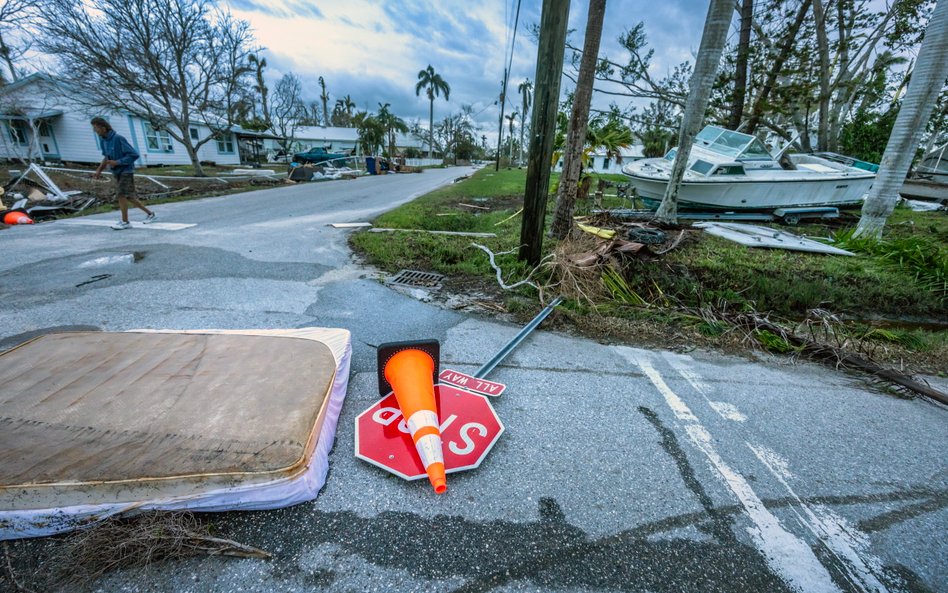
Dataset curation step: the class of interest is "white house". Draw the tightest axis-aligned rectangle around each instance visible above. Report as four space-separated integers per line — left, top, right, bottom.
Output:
554 145 645 175
0 73 241 167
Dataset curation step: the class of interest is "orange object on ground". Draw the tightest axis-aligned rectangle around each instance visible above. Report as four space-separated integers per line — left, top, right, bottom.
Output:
383 349 447 494
3 211 33 225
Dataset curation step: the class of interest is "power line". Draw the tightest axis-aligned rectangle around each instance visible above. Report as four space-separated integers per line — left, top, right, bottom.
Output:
496 0 523 169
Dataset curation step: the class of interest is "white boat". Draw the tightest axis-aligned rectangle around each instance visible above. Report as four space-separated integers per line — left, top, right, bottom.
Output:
900 142 948 202
621 125 876 211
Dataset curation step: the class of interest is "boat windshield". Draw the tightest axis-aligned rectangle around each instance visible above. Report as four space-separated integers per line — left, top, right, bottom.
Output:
693 125 774 160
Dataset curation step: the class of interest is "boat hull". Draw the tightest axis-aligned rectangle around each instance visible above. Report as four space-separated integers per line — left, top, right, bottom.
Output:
899 178 948 202
624 172 872 211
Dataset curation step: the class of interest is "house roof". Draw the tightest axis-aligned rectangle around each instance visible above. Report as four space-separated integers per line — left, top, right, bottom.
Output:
291 126 360 143
0 109 64 121
1 72 241 134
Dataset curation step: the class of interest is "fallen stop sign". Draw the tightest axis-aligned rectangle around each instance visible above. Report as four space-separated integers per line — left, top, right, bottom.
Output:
355 383 504 481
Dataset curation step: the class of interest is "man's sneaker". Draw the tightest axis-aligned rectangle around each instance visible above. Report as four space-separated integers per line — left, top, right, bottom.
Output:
111 221 131 230
143 212 157 224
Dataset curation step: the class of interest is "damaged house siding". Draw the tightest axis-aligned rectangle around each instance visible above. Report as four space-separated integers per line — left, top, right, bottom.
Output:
0 74 240 166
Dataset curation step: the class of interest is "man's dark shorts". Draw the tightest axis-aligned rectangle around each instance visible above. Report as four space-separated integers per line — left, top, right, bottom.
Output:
113 172 136 197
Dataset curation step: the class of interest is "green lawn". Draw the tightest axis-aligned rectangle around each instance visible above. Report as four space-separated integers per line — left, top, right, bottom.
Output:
351 167 947 371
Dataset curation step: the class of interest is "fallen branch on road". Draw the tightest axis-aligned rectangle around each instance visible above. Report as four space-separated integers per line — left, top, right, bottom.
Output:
717 310 948 405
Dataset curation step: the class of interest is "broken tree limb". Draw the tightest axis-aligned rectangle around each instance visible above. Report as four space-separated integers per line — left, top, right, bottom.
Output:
725 312 948 405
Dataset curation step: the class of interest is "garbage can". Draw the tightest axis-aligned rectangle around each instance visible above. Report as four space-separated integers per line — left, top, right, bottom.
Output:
365 156 377 175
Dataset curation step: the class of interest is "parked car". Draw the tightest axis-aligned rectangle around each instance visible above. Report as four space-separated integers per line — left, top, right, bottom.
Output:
292 147 348 165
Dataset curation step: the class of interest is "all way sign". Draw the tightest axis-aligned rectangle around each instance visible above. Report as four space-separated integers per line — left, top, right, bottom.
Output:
355 383 505 481
438 369 506 397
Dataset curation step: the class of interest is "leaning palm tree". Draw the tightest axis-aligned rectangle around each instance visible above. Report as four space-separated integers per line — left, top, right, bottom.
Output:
415 65 450 159
653 0 734 224
856 0 948 238
550 0 607 239
518 79 533 165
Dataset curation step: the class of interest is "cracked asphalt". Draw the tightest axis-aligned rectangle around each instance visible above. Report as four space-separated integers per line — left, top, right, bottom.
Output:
1 166 945 593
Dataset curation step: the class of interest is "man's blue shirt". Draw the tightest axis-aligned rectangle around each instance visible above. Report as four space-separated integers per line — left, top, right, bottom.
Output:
100 130 139 175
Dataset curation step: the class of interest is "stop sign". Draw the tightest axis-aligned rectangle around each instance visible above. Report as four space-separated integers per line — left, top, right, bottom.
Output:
355 383 504 481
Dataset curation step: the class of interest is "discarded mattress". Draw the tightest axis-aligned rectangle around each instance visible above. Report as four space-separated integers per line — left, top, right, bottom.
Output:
0 327 351 540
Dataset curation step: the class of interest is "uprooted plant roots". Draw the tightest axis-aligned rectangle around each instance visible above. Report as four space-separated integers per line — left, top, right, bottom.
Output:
38 512 269 588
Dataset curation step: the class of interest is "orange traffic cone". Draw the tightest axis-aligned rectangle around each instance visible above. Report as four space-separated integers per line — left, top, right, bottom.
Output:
3 211 33 225
382 347 447 494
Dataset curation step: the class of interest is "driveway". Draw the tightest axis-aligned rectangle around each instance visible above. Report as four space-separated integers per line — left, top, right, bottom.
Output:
1 167 945 593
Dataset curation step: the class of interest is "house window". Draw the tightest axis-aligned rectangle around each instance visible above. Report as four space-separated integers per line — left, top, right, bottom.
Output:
603 157 611 169
216 133 235 154
143 122 173 152
7 121 28 145
38 121 52 136
190 127 199 141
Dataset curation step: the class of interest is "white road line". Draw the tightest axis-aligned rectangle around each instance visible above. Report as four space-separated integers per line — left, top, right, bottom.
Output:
57 219 196 231
749 444 898 593
660 352 898 593
662 353 748 422
619 347 842 593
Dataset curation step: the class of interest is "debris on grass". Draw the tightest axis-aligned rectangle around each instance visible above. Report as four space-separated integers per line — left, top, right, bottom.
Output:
708 308 948 405
369 228 497 238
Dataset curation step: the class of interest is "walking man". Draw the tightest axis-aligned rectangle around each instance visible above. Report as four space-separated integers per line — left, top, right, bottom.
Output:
90 117 155 230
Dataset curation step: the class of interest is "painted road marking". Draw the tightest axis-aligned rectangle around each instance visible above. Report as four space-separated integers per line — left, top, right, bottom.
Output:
663 353 747 422
618 347 842 593
58 219 196 231
749 444 897 593
659 351 898 593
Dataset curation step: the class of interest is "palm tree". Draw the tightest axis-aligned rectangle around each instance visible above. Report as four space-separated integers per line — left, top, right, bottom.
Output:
518 79 533 166
248 53 269 125
354 110 384 155
856 0 948 238
653 0 734 224
377 102 408 158
506 110 519 162
415 65 450 159
550 0 607 239
318 76 330 127
342 94 355 121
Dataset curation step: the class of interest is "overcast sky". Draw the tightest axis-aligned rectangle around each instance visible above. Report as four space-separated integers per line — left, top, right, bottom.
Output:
223 0 714 142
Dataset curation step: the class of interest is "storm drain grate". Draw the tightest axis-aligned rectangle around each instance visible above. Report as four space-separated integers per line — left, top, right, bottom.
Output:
388 269 445 289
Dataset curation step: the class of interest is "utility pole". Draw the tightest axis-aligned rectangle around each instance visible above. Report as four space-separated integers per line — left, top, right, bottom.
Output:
518 0 570 265
495 72 507 171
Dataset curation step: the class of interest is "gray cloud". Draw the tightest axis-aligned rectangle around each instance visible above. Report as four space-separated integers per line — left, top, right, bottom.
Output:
231 0 718 141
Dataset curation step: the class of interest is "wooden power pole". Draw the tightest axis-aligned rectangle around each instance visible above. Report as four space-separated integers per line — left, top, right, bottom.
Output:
518 0 570 265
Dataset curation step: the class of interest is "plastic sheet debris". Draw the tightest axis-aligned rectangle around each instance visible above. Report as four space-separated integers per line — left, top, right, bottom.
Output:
693 222 855 255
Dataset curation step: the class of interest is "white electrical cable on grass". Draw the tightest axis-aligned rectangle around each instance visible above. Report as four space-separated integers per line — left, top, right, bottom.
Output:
471 242 539 291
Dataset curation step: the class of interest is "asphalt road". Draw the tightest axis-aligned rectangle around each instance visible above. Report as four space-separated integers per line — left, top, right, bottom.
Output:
0 167 945 593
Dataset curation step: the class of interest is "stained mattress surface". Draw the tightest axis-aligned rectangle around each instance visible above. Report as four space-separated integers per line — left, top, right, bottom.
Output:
0 329 346 513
